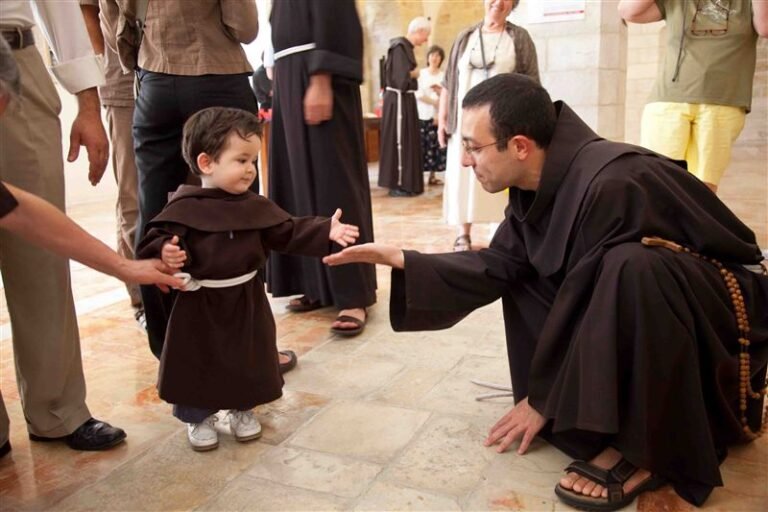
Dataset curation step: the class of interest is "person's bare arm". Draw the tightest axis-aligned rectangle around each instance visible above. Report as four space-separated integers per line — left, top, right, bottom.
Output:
416 82 439 107
68 88 109 186
617 0 663 23
304 73 333 125
422 96 439 107
80 4 105 55
76 4 110 185
437 87 449 148
0 183 181 290
753 0 768 37
323 243 405 269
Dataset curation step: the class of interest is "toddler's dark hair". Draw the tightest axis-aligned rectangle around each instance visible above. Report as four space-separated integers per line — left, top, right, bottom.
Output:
182 107 262 175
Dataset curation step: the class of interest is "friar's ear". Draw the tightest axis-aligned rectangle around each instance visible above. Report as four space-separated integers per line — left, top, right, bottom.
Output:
509 135 534 160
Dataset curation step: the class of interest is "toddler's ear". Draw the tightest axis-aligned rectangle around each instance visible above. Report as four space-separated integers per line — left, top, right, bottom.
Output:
197 152 214 175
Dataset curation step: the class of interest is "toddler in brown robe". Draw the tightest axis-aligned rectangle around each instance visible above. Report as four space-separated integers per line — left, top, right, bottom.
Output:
138 107 359 451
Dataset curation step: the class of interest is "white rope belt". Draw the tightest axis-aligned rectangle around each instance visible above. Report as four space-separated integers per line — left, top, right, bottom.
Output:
274 43 316 61
385 86 416 186
175 270 258 292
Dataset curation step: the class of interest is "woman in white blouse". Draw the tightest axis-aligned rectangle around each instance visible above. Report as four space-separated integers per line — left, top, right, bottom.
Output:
416 45 447 186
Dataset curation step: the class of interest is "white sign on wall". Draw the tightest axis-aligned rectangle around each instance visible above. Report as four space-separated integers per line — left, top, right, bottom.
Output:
527 0 586 24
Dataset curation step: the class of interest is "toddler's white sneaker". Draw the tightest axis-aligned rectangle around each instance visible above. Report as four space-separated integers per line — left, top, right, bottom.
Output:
228 409 262 442
187 414 219 451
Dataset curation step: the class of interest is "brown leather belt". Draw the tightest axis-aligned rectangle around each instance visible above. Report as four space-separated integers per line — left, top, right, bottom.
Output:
2 28 35 50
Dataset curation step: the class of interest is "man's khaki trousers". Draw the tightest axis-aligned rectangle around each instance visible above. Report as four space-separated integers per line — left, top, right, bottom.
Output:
0 45 91 444
106 104 141 308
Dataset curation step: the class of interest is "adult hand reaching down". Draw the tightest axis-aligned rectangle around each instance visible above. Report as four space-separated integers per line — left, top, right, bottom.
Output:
67 88 109 185
304 73 333 125
484 397 546 455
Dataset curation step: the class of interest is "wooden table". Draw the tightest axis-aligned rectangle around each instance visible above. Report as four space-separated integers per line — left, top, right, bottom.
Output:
363 115 381 163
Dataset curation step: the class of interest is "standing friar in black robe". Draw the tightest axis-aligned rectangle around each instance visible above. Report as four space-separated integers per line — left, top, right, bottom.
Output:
326 84 768 508
267 0 376 313
378 37 424 196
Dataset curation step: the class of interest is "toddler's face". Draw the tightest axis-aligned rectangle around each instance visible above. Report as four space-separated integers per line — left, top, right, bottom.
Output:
201 132 261 194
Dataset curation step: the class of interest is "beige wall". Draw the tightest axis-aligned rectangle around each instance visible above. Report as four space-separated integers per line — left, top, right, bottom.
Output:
357 0 484 113
509 2 627 141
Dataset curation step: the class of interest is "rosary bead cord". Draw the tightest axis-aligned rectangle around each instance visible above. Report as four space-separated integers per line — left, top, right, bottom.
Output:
641 236 768 440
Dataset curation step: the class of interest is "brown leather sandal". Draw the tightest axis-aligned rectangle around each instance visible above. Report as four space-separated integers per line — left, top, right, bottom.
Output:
286 296 322 312
330 312 367 337
554 458 666 511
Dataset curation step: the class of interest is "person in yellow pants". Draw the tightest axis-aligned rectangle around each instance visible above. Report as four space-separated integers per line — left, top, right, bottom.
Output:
619 0 768 193
640 102 745 190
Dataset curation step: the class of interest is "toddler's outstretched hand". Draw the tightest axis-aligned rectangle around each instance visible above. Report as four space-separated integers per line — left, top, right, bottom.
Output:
329 208 360 248
162 235 187 269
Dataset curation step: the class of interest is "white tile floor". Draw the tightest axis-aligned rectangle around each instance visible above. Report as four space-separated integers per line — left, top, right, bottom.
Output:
1 178 766 511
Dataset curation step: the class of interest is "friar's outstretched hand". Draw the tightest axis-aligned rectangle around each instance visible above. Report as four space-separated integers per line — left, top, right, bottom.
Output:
323 243 405 269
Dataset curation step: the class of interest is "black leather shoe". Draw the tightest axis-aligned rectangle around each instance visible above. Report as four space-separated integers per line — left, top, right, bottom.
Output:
29 418 126 451
0 439 11 458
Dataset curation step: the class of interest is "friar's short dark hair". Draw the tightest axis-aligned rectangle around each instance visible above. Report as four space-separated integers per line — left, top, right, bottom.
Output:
182 107 263 175
462 73 556 150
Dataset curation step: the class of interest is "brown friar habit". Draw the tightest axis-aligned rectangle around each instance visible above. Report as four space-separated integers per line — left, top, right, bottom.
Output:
388 102 768 507
137 186 331 410
267 0 376 310
378 37 423 195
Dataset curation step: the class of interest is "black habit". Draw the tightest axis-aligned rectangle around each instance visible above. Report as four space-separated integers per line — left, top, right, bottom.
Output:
388 102 768 506
378 37 423 195
267 0 376 310
137 186 331 410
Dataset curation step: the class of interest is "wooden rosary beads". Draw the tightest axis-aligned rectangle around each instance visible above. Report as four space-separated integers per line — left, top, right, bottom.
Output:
641 236 768 440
